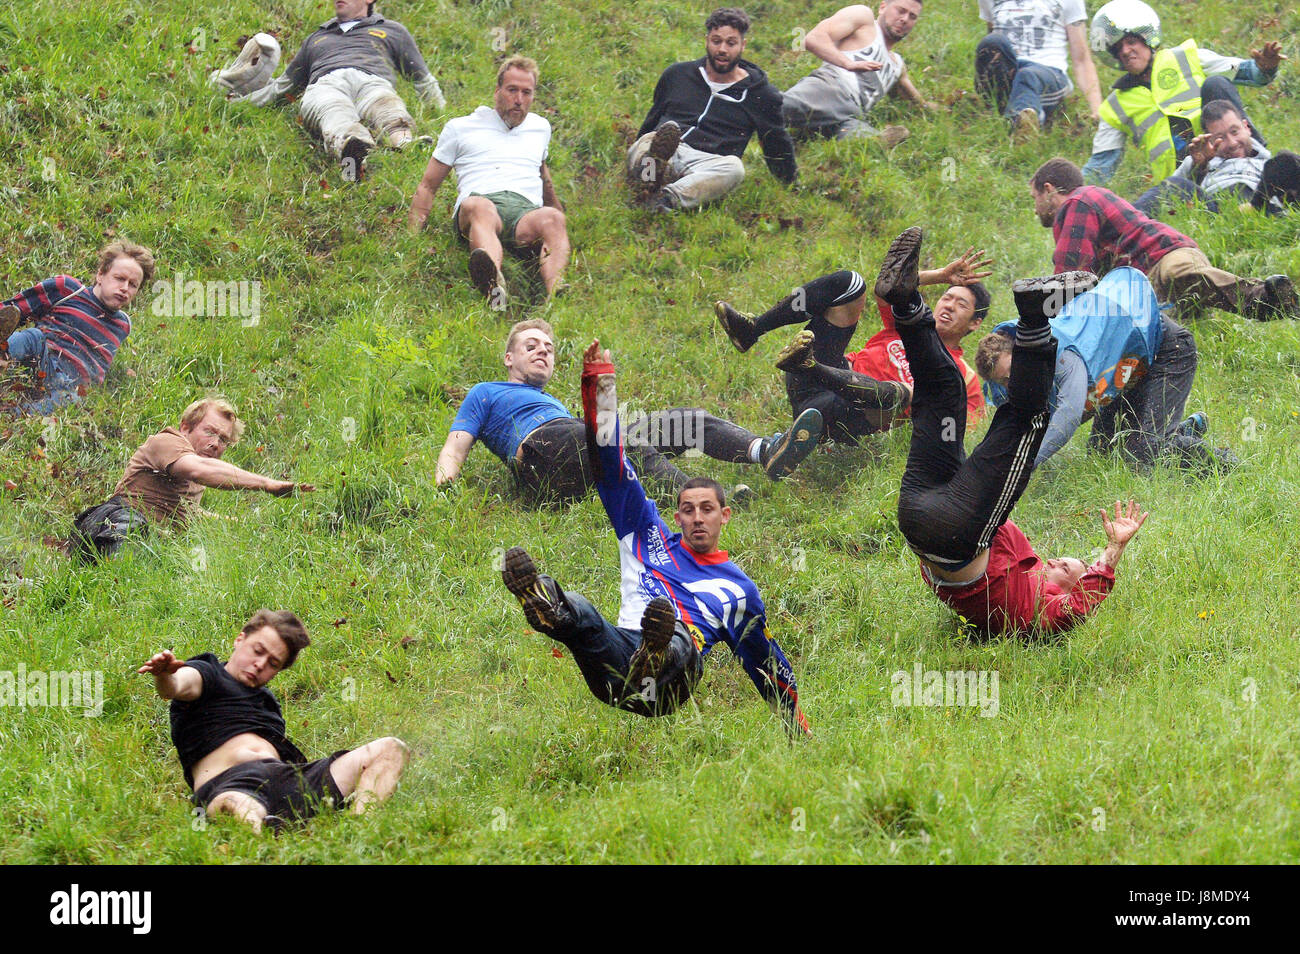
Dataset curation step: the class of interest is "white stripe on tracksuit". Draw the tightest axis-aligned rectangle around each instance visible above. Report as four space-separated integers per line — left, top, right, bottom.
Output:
974 409 1048 552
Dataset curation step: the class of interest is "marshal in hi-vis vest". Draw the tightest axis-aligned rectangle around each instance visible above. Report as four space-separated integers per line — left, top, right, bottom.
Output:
1099 39 1207 181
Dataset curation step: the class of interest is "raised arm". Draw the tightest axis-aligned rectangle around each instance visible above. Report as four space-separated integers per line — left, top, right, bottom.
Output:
802 5 882 72
408 157 454 231
137 651 203 701
169 453 312 496
436 430 476 485
3 275 83 320
1036 500 1148 633
1066 22 1102 120
919 247 994 287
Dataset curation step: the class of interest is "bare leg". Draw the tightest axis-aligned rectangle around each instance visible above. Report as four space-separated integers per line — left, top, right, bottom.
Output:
515 207 571 298
207 790 270 834
457 198 506 271
329 737 411 816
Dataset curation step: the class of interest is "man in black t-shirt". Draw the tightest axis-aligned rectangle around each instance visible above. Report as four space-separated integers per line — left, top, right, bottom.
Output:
138 609 409 833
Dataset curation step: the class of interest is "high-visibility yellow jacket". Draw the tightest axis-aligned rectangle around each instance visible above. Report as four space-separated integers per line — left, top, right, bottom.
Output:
1099 39 1206 181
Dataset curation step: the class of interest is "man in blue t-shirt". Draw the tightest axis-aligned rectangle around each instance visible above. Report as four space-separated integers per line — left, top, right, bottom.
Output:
975 267 1232 472
436 318 823 503
500 339 811 735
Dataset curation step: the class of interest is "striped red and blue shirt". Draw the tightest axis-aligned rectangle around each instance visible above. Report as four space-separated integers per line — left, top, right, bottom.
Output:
3 275 131 383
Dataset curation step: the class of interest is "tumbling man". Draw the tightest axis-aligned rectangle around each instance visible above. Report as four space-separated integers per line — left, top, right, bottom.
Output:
436 319 822 503
782 1 935 146
974 0 1103 142
629 8 796 212
1083 0 1284 186
500 340 811 734
1133 100 1300 218
1031 157 1297 321
70 397 314 560
714 248 991 442
878 227 1148 637
409 57 569 303
234 0 446 176
976 267 1232 472
1 242 154 416
139 609 409 833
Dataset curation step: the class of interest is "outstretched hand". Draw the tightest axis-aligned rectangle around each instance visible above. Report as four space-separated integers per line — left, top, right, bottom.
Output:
1252 41 1286 72
267 480 315 497
583 339 612 367
1188 132 1221 167
138 650 184 677
938 247 995 285
1101 499 1148 547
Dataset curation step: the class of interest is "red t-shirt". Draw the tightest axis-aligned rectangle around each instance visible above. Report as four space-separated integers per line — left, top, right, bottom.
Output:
921 521 1115 636
846 298 984 430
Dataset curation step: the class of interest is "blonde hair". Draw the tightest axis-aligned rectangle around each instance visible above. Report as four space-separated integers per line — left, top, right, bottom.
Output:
505 318 554 353
180 397 245 444
97 240 156 284
497 55 539 87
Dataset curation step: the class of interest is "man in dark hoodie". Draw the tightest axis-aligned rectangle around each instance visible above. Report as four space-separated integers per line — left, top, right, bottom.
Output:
628 7 797 212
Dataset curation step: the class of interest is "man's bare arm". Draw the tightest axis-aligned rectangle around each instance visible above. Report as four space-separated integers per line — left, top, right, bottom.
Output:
137 651 203 701
436 430 476 485
540 162 563 211
803 5 882 71
408 157 454 231
1097 499 1148 571
169 453 310 496
1066 22 1102 120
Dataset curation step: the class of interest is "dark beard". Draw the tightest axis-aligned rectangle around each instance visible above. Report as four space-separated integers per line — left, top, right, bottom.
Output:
707 53 734 75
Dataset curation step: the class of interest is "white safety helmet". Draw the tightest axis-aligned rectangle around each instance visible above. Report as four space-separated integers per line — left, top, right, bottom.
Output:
1090 0 1162 63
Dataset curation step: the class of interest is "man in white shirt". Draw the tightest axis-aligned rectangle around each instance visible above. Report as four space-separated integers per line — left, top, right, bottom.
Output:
407 57 570 304
974 0 1102 142
782 1 937 145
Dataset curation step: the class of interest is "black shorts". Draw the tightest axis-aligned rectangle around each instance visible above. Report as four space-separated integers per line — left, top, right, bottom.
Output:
193 753 350 820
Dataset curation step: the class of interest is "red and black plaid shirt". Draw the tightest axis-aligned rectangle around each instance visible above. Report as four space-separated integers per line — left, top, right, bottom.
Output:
1051 186 1196 275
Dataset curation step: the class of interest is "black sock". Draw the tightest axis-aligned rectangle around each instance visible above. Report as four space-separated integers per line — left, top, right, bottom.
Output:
754 270 865 336
807 314 856 361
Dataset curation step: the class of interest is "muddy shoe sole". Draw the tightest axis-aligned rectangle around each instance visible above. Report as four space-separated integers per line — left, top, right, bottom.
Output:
501 546 568 634
1011 270 1099 320
873 226 923 307
774 329 816 373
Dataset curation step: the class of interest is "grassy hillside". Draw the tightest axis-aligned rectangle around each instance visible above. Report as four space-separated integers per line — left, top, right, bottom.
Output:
1 0 1298 863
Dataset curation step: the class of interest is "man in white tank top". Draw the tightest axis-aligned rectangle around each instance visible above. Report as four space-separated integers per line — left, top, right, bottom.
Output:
782 1 936 143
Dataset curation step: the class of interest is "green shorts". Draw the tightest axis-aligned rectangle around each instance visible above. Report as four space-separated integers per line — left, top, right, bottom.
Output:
453 190 541 247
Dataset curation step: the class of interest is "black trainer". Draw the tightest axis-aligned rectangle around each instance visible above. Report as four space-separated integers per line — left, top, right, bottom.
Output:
761 407 823 480
1261 274 1298 318
1011 270 1098 321
501 546 571 635
341 137 370 182
873 226 923 308
774 329 816 373
468 247 506 303
626 597 677 692
714 301 759 352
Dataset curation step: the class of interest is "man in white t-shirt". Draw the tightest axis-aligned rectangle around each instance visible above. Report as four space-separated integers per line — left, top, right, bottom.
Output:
407 56 570 304
974 0 1102 142
782 1 937 144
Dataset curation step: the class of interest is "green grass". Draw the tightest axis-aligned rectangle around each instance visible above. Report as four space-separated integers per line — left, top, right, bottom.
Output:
2 0 1299 863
